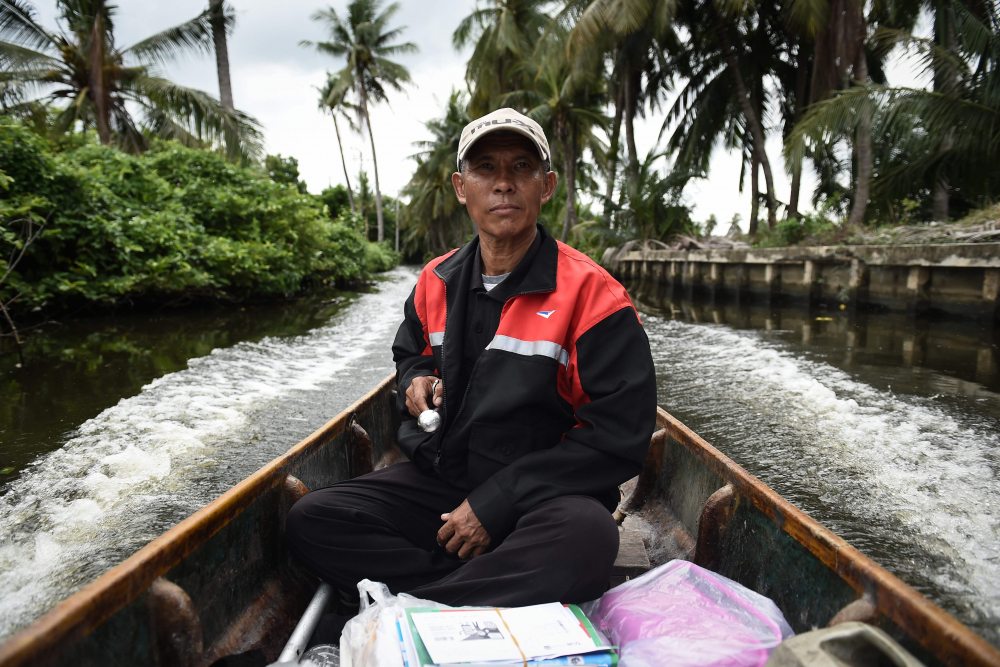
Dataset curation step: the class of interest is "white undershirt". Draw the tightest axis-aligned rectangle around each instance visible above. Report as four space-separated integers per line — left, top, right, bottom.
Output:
482 272 510 292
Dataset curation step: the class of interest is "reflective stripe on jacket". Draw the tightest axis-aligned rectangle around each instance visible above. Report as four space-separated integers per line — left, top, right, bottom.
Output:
392 224 657 540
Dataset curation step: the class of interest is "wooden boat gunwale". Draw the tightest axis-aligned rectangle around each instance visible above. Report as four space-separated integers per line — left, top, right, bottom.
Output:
0 375 395 667
0 374 996 667
654 408 1000 667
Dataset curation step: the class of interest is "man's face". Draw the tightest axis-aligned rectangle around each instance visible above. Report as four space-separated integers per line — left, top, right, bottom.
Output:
452 132 558 241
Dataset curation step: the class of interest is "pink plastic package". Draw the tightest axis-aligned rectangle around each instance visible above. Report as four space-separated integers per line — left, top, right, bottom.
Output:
589 560 794 667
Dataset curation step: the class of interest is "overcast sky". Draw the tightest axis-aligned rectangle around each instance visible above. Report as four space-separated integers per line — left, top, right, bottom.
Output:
32 0 929 229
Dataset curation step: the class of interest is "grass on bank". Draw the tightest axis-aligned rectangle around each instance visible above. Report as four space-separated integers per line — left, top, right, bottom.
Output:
0 119 398 316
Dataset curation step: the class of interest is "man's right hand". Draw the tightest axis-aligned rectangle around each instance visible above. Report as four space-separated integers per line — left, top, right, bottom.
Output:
405 376 443 418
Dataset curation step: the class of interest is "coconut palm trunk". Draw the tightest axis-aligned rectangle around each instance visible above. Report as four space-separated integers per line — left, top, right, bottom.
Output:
624 71 640 189
846 49 871 228
787 45 809 220
713 6 777 228
359 84 385 242
749 149 760 237
932 10 958 221
89 6 111 144
561 119 579 243
603 87 624 226
332 114 356 213
209 0 233 109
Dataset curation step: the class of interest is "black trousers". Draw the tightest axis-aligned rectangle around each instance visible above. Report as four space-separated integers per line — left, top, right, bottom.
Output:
285 462 620 607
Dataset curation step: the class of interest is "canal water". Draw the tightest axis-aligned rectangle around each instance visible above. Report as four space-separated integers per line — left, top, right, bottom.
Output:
0 265 420 642
0 265 997 651
627 278 1000 649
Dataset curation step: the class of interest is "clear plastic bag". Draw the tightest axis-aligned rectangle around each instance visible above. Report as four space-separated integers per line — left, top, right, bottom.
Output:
339 579 441 667
588 560 794 667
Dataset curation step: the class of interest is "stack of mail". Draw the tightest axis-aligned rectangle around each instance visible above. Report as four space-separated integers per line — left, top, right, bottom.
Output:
395 602 618 667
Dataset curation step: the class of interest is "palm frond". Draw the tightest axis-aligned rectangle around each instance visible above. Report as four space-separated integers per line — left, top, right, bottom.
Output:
0 0 54 52
124 6 228 65
127 74 264 165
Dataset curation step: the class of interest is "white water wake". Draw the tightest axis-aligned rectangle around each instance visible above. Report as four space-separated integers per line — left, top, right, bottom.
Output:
0 267 417 641
645 316 1000 641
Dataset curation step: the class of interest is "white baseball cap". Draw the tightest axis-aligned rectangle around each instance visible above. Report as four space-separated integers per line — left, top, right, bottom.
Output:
457 108 551 171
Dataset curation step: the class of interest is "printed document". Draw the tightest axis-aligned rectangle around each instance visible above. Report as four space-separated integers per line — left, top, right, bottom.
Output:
409 603 603 665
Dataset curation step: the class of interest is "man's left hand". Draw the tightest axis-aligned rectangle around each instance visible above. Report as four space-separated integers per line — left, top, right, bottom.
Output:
438 499 491 559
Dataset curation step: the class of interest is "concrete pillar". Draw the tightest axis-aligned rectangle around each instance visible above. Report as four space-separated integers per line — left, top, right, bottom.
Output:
765 264 781 304
848 259 870 311
709 263 724 303
803 260 820 305
976 346 997 385
906 266 931 315
982 268 999 322
734 264 751 304
685 262 703 299
902 331 927 366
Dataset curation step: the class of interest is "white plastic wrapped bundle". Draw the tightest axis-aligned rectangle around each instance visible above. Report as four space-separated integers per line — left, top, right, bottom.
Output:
339 580 440 667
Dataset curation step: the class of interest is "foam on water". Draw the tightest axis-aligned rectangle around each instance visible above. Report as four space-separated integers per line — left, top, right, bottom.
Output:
645 316 1000 642
0 267 418 641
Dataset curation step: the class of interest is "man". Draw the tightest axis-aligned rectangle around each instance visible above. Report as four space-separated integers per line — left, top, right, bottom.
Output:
286 108 656 620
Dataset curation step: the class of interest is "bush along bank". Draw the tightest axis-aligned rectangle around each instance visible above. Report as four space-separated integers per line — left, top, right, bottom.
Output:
0 119 399 317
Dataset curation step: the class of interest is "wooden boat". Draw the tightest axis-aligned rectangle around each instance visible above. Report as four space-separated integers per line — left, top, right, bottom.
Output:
0 372 997 667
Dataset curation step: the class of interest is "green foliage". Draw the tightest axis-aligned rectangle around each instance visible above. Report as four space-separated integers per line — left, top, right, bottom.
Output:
265 154 309 194
0 118 396 312
752 197 841 247
318 184 353 220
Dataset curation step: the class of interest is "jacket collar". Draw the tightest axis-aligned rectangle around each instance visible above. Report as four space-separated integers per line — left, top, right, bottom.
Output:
433 223 557 296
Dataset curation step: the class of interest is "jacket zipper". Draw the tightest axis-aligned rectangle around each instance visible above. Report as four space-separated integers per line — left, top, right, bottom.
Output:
438 284 556 450
433 279 450 468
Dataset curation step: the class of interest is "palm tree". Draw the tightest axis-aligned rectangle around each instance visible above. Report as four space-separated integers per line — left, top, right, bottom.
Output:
453 0 550 116
404 91 473 256
504 34 608 241
208 0 233 109
304 0 417 243
318 74 358 213
566 0 675 191
611 150 696 242
785 2 1000 218
0 0 262 162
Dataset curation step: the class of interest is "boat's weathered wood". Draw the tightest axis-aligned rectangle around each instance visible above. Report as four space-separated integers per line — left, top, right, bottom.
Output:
654 407 1000 667
622 429 666 512
693 483 735 572
829 595 879 627
346 418 374 479
147 578 202 667
0 374 399 667
611 530 650 581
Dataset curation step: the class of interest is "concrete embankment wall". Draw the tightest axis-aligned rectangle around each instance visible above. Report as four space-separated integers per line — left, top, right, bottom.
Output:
607 243 1000 320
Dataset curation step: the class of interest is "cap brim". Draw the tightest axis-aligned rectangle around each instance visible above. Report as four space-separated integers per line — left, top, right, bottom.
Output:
457 124 549 170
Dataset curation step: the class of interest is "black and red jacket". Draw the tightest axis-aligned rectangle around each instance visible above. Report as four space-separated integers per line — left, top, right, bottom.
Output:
392 225 656 540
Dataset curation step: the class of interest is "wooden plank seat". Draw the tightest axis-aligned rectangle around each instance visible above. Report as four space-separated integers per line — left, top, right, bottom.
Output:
611 529 651 587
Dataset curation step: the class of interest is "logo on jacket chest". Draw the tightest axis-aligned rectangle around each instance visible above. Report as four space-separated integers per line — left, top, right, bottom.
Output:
536 310 556 319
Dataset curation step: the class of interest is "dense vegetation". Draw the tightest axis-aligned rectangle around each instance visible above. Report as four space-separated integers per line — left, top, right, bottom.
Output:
0 119 396 315
397 0 1000 260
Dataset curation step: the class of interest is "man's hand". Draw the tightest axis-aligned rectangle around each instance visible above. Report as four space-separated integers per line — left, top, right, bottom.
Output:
405 376 443 418
437 499 491 559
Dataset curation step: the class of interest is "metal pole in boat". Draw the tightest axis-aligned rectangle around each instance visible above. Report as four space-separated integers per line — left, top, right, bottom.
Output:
276 582 334 663
395 195 400 253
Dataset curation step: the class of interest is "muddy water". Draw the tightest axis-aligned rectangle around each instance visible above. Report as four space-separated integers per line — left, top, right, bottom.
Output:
0 266 419 642
627 278 1000 649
